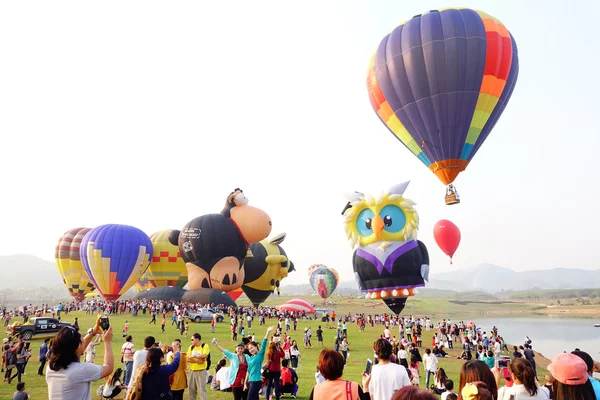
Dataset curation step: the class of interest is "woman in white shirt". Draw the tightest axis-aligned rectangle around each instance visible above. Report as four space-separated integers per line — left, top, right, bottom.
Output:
397 344 408 368
290 341 301 368
496 358 549 400
46 317 114 400
102 367 127 398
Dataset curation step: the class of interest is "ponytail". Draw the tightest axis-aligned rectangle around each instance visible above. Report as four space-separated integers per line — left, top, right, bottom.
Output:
510 358 538 396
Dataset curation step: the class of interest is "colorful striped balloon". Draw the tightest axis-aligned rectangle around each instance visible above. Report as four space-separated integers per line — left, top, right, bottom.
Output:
308 264 339 299
367 8 519 187
55 227 96 302
80 224 153 301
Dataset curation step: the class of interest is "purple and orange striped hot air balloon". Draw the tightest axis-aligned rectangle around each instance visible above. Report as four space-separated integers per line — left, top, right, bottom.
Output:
367 8 519 204
80 224 152 301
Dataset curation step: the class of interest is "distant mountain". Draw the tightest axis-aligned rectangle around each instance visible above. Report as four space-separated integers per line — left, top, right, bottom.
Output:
1 255 598 301
0 254 62 289
429 263 600 293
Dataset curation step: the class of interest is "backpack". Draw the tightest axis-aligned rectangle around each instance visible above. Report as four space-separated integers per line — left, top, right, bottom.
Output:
280 368 293 386
8 350 17 366
202 343 211 370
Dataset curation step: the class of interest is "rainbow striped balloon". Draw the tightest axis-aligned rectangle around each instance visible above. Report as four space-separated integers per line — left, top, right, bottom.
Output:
367 8 519 187
55 227 95 302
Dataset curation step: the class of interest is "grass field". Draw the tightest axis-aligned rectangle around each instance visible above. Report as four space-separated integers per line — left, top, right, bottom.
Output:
0 296 551 399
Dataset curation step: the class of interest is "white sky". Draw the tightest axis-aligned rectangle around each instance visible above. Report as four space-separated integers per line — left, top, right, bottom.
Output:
1 0 599 285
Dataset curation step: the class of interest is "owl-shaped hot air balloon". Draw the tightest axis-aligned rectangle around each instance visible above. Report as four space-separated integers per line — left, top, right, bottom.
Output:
342 181 429 314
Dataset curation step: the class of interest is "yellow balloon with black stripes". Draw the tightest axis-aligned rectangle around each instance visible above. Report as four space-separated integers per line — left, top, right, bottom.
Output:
241 233 294 306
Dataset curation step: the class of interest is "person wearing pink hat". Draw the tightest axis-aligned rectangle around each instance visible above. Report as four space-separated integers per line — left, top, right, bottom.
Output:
547 353 596 399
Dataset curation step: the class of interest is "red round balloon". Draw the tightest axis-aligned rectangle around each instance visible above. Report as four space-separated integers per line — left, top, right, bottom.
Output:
433 220 461 263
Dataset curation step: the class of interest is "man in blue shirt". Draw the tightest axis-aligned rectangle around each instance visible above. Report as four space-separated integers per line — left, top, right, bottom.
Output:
38 338 49 376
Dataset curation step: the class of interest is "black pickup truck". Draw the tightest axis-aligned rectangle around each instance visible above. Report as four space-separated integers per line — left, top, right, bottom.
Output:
7 317 72 340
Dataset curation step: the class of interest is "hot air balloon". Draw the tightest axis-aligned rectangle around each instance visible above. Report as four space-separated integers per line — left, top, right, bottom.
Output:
55 228 95 302
134 273 154 292
367 8 519 205
433 219 461 263
227 288 244 301
342 182 430 315
135 229 187 291
242 233 294 307
169 188 272 292
80 224 153 301
308 265 339 300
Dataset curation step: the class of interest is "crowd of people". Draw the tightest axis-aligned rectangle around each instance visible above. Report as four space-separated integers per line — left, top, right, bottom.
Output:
2 300 600 400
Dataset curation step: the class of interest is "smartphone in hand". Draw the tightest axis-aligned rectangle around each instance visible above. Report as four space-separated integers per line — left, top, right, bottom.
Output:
365 358 373 375
100 316 110 331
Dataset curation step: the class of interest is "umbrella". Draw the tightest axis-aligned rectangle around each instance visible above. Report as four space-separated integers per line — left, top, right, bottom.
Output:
277 298 315 314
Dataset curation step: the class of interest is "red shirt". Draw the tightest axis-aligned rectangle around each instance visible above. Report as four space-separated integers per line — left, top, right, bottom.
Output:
232 361 247 387
267 350 285 373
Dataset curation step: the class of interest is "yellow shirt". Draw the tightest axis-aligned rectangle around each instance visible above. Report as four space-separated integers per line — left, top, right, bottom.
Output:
187 344 210 371
167 352 188 391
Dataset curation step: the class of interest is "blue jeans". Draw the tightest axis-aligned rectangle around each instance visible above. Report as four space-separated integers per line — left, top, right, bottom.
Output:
247 381 262 400
123 361 133 385
281 383 298 395
425 370 435 388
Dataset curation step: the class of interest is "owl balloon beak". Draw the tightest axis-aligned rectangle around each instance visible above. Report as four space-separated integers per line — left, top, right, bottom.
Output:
372 215 384 239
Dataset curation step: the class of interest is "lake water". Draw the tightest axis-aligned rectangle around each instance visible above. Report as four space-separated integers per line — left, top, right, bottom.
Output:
473 317 600 363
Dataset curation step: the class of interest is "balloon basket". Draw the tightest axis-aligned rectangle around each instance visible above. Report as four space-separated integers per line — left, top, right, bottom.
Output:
444 185 460 205
445 194 460 205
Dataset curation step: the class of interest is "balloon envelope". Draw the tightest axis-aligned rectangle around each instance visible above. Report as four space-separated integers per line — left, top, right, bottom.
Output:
368 8 519 186
242 233 294 307
277 299 315 314
433 219 461 261
55 228 95 302
81 224 153 301
227 288 244 301
135 229 187 291
308 265 339 299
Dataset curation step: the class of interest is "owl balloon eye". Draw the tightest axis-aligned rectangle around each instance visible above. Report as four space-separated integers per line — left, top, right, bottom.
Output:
356 208 375 236
380 205 406 233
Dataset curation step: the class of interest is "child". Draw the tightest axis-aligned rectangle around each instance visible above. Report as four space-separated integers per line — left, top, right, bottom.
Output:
184 322 189 337
409 357 420 387
124 320 129 334
161 315 166 333
13 382 29 400
441 379 455 400
315 366 325 385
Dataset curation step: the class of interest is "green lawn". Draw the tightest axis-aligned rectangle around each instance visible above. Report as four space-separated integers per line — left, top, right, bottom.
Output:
0 297 549 399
